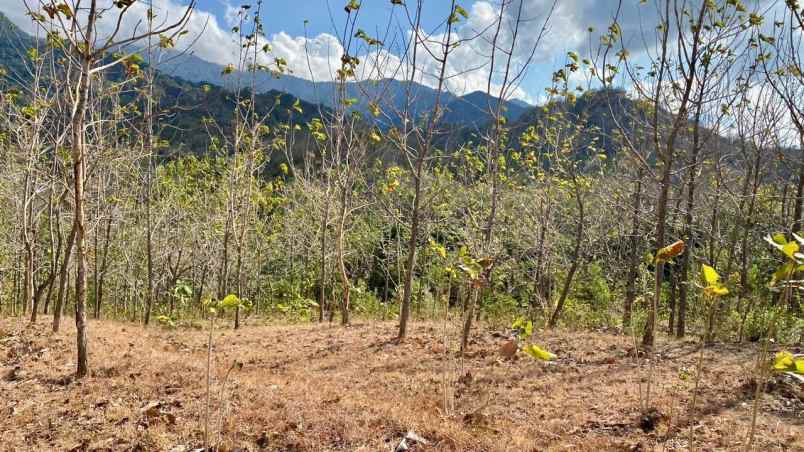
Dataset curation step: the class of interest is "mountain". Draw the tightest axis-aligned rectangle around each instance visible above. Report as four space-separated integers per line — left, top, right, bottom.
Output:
0 12 36 84
155 50 530 127
442 90 529 127
0 13 321 156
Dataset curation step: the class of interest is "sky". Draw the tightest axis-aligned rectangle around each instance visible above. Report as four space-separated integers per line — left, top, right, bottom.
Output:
0 0 790 105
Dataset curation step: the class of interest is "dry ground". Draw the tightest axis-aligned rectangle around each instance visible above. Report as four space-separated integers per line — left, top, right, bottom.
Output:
0 315 802 451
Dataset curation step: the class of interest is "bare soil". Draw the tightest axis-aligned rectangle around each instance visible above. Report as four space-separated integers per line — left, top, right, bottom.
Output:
1 316 802 451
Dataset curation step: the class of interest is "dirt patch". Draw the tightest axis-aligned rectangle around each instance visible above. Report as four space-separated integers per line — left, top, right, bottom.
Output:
0 316 801 451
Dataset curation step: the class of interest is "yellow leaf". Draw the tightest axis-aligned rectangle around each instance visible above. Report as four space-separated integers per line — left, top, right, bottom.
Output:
701 264 720 285
781 241 799 260
523 344 556 361
704 285 729 297
774 351 795 371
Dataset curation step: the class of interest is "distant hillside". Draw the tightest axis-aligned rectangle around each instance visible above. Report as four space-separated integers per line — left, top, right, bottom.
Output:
0 13 36 84
0 13 321 157
156 50 531 127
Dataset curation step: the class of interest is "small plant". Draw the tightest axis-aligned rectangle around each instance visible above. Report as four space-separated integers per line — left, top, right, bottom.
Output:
641 239 685 411
170 280 193 316
745 233 802 450
511 317 557 361
202 294 251 450
155 314 177 329
457 249 494 353
773 351 804 378
688 264 729 448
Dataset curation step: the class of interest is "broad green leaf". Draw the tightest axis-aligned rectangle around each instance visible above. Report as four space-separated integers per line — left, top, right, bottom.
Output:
781 241 799 260
220 294 242 309
771 262 795 285
766 233 786 247
524 321 533 337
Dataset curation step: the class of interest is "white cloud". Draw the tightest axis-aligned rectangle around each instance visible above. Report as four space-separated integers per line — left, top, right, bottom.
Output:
0 0 687 105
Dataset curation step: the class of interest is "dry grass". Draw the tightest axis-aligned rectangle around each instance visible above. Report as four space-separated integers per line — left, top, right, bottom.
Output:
1 315 801 451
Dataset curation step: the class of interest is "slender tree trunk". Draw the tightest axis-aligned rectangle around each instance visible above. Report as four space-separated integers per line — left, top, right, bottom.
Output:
460 286 479 353
668 271 676 334
793 143 804 234
94 215 112 319
644 155 673 348
318 199 329 322
623 171 643 331
53 222 77 333
43 191 63 315
336 184 350 326
398 156 424 339
548 178 585 329
71 55 92 378
144 194 155 325
22 169 34 320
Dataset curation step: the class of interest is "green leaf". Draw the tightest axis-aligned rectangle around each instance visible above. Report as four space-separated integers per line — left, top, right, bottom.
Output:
345 0 360 12
523 344 556 361
524 321 533 337
771 262 795 286
220 294 242 309
511 317 533 339
770 233 788 245
449 4 469 24
368 102 381 117
781 241 799 260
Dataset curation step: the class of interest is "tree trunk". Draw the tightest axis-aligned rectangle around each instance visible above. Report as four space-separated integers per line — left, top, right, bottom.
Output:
668 271 676 334
336 186 350 326
548 179 585 329
644 156 672 349
460 287 479 353
793 142 804 234
72 55 92 378
398 156 424 339
623 171 643 331
53 223 77 333
318 199 329 322
96 216 112 319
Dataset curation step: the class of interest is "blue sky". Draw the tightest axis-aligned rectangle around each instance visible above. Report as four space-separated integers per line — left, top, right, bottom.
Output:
1 0 786 105
0 0 631 103
194 0 452 38
181 0 587 103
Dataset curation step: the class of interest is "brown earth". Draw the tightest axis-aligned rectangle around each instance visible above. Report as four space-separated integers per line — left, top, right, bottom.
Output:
1 316 802 451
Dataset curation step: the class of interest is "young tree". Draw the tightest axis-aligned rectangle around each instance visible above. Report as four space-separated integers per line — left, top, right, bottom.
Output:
28 0 195 377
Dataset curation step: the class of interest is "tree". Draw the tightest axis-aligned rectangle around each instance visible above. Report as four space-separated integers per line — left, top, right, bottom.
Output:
27 0 195 377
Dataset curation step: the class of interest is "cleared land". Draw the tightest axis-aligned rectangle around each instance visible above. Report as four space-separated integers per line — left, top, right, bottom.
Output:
1 316 802 451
